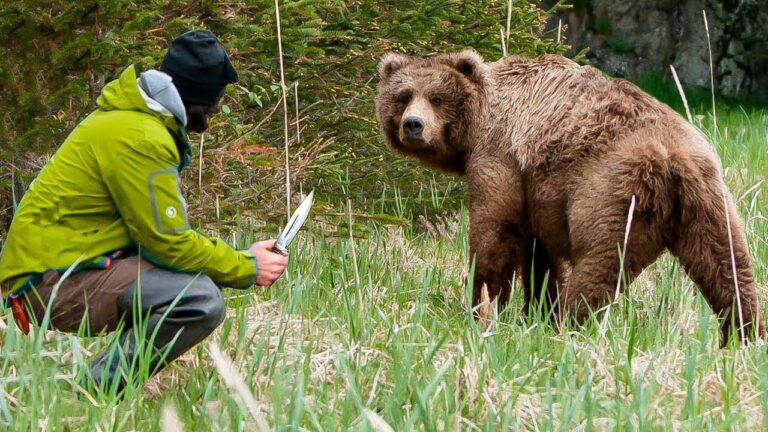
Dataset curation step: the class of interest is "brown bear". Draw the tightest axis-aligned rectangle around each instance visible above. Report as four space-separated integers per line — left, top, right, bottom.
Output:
374 50 764 346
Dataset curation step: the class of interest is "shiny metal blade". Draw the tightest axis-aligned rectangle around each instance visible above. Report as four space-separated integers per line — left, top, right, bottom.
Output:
274 190 314 253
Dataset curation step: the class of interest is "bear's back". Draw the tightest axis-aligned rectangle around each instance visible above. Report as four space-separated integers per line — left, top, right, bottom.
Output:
486 54 682 169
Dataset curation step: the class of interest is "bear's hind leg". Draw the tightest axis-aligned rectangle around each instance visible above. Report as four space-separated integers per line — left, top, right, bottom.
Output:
668 164 764 346
560 141 675 327
561 175 667 327
560 226 664 326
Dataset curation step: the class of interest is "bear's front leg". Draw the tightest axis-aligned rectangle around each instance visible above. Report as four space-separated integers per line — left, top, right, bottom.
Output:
469 213 526 310
467 160 526 313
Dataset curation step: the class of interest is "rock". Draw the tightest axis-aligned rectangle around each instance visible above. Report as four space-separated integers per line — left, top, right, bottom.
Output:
541 0 768 101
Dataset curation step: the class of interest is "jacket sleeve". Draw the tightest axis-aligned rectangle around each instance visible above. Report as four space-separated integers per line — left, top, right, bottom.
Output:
102 138 258 288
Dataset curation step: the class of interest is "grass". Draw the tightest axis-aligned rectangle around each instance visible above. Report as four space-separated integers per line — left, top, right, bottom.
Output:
1 105 767 430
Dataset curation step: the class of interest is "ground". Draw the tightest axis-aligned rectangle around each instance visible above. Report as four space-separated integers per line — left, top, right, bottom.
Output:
1 108 767 431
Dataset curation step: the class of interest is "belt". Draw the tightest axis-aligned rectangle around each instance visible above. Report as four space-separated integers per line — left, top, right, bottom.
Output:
3 248 135 335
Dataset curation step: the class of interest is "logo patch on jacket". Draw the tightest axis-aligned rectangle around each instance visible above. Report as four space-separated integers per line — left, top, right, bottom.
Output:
149 169 190 233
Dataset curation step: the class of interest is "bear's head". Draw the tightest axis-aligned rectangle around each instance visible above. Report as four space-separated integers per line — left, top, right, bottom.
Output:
375 50 486 174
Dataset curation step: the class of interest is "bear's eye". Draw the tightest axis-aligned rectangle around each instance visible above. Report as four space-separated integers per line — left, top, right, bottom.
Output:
397 92 411 104
430 96 443 107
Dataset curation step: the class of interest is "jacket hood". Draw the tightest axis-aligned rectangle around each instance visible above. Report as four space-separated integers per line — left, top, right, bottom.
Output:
137 69 188 128
97 65 191 167
98 65 188 137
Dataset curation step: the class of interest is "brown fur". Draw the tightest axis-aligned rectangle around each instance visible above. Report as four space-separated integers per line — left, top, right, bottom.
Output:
375 50 764 345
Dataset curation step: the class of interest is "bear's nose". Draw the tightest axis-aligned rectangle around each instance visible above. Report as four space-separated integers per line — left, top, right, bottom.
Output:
403 116 425 139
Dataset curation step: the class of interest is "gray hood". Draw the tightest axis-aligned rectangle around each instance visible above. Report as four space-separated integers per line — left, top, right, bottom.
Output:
137 69 187 128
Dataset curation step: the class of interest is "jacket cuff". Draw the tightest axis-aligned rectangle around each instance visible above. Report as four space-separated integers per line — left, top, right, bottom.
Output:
232 249 258 289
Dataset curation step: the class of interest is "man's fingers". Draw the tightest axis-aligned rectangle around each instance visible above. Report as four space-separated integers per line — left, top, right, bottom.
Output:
264 258 288 271
255 265 287 286
249 239 289 286
270 254 288 266
263 263 287 273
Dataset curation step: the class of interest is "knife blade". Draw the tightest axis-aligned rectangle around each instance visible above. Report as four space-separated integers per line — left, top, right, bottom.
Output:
272 190 314 255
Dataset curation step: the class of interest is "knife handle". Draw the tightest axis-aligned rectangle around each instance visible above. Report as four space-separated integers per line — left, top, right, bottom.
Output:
271 244 289 256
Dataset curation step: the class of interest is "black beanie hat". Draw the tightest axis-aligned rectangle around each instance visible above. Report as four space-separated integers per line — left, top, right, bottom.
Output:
160 30 239 107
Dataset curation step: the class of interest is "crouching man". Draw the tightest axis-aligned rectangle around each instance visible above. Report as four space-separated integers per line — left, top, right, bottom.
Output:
0 30 287 396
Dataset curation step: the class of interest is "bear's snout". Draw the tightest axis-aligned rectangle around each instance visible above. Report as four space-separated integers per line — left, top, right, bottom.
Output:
403 116 425 140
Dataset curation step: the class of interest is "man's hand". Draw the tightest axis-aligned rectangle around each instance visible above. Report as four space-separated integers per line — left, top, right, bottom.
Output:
248 240 289 286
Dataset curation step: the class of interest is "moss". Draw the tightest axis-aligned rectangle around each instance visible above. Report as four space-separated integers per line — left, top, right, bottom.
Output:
635 70 767 113
594 13 613 35
606 35 633 53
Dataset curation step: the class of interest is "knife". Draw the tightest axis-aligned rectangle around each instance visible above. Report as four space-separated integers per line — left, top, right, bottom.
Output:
272 190 314 255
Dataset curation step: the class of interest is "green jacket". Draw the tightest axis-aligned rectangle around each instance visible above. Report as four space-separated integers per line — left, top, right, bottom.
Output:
0 65 257 296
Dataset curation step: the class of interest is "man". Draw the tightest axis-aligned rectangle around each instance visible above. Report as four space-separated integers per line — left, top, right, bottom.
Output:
0 30 288 395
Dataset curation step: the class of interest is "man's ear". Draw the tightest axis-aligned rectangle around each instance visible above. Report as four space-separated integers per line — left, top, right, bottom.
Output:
378 53 410 80
445 50 485 85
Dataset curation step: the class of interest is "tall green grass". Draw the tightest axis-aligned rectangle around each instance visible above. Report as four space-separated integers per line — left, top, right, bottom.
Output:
1 106 767 430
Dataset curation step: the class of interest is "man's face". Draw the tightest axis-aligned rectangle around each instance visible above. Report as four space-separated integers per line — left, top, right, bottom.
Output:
186 102 221 133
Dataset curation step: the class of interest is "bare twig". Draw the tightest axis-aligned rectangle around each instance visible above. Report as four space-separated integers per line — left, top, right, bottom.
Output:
294 81 301 150
161 401 184 432
500 28 507 57
670 65 693 123
226 136 334 206
722 186 746 343
615 195 637 301
275 0 291 219
363 409 395 432
703 10 740 342
209 342 270 431
198 133 205 189
219 96 283 150
478 283 491 328
703 10 717 132
599 195 636 336
506 0 513 50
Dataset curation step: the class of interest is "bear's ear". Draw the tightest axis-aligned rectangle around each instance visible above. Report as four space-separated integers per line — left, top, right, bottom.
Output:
447 50 485 84
378 53 409 80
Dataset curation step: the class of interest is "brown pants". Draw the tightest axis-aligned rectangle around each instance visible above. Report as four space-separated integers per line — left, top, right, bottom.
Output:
22 256 225 393
24 256 155 334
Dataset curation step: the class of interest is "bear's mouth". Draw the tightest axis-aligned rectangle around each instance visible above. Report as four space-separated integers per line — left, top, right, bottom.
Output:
400 136 431 149
386 119 431 151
